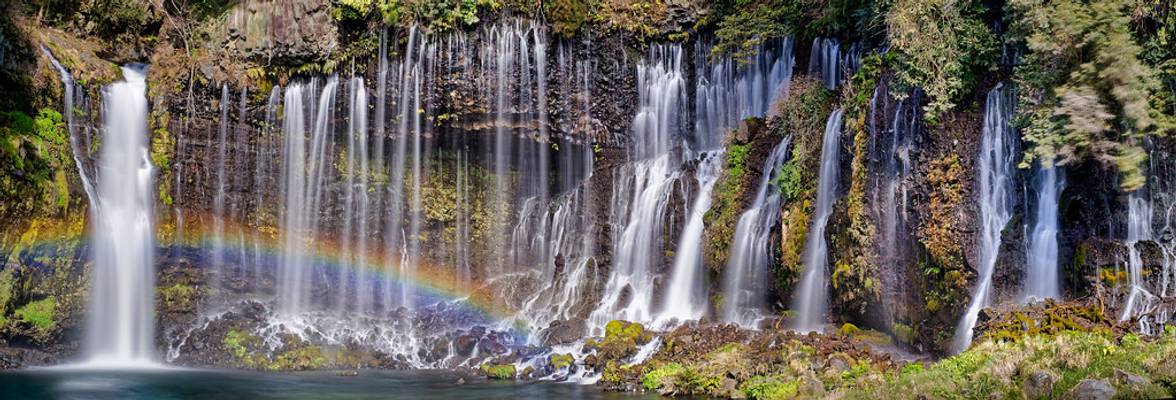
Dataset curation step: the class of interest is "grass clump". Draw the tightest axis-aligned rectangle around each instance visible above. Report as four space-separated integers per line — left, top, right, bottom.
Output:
14 297 55 333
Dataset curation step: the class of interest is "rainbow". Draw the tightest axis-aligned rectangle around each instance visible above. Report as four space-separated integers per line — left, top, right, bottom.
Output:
7 209 529 333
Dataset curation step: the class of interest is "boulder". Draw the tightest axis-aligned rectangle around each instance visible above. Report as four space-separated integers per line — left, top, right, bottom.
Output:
1066 379 1115 400
1114 368 1151 388
538 319 587 347
1022 370 1058 399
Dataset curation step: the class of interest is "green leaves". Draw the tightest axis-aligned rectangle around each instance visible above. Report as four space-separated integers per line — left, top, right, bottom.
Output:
886 0 997 122
1011 0 1174 190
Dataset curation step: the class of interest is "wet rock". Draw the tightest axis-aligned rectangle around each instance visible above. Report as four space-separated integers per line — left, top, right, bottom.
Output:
538 319 587 347
1066 379 1115 400
0 346 57 369
1022 370 1058 399
453 334 478 357
477 337 507 356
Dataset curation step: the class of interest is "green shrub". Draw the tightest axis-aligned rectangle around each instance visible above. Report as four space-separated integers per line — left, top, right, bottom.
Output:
14 297 56 332
886 0 996 121
642 362 686 390
1010 0 1175 190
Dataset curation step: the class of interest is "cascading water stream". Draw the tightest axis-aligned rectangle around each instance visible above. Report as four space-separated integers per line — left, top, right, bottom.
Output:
590 44 686 329
83 66 157 366
794 109 844 332
720 138 793 326
1120 192 1159 329
41 48 97 204
1025 165 1062 301
277 77 338 316
655 151 723 327
952 85 1015 352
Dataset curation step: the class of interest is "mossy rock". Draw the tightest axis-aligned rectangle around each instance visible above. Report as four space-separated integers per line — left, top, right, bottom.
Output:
604 320 651 344
548 353 573 370
481 363 517 380
14 297 56 334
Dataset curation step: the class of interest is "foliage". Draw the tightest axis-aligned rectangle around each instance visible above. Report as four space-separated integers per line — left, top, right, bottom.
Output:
912 152 969 334
703 140 753 270
886 0 997 121
739 375 799 400
1 108 71 217
642 362 687 390
710 0 884 60
844 331 1176 399
591 0 670 38
830 54 882 316
14 297 56 333
409 0 502 32
159 283 195 312
545 0 589 38
767 78 833 288
774 159 803 202
333 0 501 31
1010 0 1175 190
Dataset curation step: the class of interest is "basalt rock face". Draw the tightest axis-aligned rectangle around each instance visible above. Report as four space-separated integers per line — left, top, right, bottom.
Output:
221 0 339 66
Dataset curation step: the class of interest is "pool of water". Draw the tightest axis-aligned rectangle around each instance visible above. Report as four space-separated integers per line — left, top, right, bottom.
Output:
0 368 660 400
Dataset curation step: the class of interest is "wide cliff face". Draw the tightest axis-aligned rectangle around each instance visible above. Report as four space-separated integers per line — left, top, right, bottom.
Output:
0 0 1172 370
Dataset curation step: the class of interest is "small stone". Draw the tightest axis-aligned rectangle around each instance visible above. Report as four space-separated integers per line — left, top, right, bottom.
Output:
1022 370 1058 399
716 377 742 398
1114 369 1151 387
1066 379 1115 400
828 357 850 373
455 378 464 385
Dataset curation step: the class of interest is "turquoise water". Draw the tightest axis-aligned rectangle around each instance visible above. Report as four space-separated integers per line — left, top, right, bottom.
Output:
0 369 659 399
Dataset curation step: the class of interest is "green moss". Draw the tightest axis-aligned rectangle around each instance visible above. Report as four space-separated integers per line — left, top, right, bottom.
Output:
224 329 253 360
892 323 916 344
481 363 517 379
272 346 329 371
14 297 56 333
549 353 573 369
159 283 195 311
604 320 648 344
839 323 861 336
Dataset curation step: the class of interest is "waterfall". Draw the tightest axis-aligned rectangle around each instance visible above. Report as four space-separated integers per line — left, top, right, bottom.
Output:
211 85 230 292
952 85 1016 352
252 86 282 292
794 108 844 332
808 38 841 89
277 77 338 315
339 77 371 313
1025 165 1062 301
84 66 157 366
694 38 794 150
656 151 724 326
590 44 687 328
720 138 793 326
1120 192 1158 328
41 47 98 204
